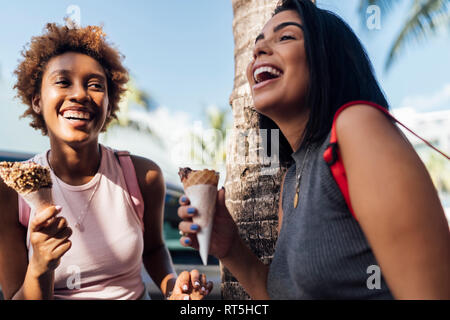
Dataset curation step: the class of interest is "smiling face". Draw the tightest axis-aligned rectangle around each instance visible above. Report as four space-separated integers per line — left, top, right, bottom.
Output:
247 10 309 120
32 52 110 147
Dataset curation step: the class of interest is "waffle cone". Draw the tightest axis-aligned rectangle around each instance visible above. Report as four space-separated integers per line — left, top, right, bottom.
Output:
182 169 219 189
21 187 54 213
184 184 218 266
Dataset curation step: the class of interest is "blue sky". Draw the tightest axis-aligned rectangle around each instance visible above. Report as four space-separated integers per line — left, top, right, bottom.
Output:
0 0 235 121
320 0 450 112
0 0 449 155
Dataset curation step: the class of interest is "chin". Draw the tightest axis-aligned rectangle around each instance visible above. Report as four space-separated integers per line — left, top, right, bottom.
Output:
60 131 98 147
253 96 283 119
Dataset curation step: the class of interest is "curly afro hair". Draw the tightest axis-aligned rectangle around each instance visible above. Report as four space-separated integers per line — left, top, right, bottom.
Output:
14 23 129 135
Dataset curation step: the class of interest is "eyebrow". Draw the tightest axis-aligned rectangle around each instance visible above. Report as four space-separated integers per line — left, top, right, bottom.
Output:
47 69 106 81
255 21 304 44
48 69 71 78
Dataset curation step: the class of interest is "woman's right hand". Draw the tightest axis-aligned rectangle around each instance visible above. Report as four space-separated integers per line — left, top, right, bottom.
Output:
178 188 238 260
28 205 72 278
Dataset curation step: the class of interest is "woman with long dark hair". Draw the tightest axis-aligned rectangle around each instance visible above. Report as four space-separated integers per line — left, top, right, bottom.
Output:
178 0 450 299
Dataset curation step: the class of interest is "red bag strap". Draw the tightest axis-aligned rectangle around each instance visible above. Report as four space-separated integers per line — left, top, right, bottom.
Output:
323 100 450 221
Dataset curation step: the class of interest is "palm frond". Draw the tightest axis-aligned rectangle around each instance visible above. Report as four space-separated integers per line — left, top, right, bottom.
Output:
126 80 156 111
385 0 450 71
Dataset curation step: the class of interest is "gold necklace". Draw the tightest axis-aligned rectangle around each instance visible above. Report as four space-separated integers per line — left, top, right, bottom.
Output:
293 145 311 209
46 150 102 232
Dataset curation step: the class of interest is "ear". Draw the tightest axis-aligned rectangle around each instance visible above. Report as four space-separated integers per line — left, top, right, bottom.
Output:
31 95 42 114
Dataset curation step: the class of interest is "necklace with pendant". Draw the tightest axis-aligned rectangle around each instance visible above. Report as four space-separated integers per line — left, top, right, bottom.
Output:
46 150 102 232
293 144 311 209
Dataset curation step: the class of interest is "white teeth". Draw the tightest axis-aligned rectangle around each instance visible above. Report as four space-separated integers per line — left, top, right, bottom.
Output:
253 66 283 83
62 111 91 120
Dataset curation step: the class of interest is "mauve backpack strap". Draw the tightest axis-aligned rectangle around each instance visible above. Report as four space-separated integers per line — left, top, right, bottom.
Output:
323 100 450 221
18 195 31 228
19 151 147 230
114 150 145 231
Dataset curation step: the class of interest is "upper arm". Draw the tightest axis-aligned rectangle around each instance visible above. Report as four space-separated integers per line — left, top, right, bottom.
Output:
0 180 28 299
336 104 450 299
130 156 166 254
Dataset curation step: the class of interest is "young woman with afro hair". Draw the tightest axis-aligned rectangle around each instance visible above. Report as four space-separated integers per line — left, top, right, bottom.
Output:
0 23 212 300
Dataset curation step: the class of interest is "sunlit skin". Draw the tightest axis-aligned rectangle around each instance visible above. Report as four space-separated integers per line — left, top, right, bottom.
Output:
246 10 310 151
179 9 450 300
0 51 213 300
32 52 109 185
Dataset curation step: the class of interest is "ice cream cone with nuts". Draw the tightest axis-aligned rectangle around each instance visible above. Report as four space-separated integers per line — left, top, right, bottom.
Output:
0 161 53 213
178 167 219 265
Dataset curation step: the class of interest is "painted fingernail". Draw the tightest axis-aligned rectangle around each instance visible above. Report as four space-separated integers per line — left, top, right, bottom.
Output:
183 295 189 300
184 238 191 245
194 281 200 288
55 205 62 211
190 224 199 231
181 196 187 203
201 287 206 293
187 207 196 214
182 284 188 291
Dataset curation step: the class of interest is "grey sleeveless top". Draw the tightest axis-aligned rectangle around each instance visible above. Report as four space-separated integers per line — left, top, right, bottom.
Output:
267 131 394 299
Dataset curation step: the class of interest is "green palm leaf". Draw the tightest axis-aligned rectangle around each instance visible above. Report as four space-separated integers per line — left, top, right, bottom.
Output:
385 0 450 70
358 0 450 71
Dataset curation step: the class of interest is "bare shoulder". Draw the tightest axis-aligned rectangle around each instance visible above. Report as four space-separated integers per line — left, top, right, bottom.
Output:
129 155 165 195
333 104 450 298
335 103 417 162
334 103 432 208
336 104 398 140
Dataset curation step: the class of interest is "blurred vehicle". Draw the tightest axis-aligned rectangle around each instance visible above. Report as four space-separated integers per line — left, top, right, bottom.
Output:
0 150 221 300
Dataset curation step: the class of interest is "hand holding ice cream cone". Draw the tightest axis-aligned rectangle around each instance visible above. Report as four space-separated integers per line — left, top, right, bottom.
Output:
177 186 239 263
28 205 73 278
178 167 220 265
0 161 72 280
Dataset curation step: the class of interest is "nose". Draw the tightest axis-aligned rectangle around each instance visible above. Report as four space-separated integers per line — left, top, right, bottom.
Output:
253 39 273 59
68 82 90 104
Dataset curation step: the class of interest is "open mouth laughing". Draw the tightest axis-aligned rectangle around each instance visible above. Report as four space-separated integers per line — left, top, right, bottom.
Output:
59 107 94 126
252 64 283 89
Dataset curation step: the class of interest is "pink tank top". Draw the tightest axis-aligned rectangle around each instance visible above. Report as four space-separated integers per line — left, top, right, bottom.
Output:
18 145 146 300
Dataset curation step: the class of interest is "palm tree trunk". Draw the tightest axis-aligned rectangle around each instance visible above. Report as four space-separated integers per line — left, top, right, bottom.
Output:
225 0 317 300
223 0 282 300
224 0 316 300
